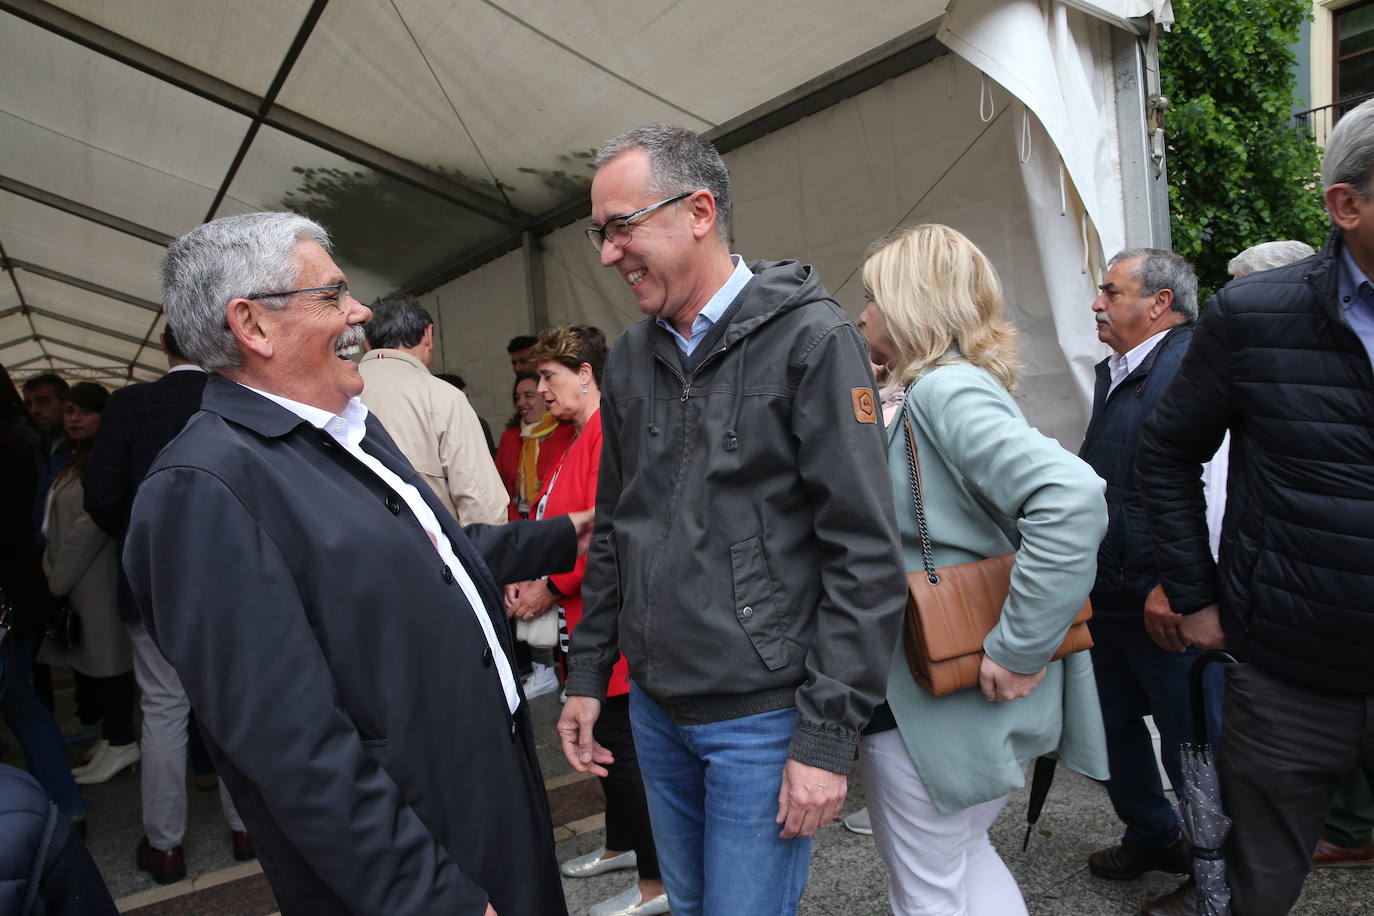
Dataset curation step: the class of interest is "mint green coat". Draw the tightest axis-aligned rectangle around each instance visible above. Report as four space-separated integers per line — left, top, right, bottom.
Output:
882 363 1109 815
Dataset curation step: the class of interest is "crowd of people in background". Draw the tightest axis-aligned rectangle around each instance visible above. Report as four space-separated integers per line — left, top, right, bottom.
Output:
0 108 1371 916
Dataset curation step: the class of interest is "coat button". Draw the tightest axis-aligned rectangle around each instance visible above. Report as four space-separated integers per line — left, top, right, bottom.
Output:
384 494 401 514
740 606 753 619
482 646 493 667
442 566 455 584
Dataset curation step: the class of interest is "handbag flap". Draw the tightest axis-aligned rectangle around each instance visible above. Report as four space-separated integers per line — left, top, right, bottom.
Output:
907 552 1015 662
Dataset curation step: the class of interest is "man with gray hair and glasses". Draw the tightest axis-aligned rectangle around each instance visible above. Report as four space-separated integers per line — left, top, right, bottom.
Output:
123 211 590 915
359 292 506 526
1137 100 1374 915
558 124 905 914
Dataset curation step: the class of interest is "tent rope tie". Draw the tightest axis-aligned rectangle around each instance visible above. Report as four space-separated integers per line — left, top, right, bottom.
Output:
1019 108 1033 164
1081 213 1091 275
979 74 995 122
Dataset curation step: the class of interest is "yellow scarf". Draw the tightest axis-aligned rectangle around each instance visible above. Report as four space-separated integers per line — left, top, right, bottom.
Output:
516 413 562 510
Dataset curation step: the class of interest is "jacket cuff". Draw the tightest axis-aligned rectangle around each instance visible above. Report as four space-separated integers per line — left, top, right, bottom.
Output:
563 667 609 703
787 720 858 775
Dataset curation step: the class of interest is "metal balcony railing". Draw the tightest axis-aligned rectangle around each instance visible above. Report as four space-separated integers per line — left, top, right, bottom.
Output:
1295 92 1374 146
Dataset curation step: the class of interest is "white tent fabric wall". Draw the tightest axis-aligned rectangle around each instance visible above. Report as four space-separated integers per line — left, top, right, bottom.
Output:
429 49 1114 448
420 246 528 428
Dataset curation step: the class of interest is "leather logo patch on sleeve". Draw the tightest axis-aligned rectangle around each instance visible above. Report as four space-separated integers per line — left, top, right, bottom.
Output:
851 388 877 424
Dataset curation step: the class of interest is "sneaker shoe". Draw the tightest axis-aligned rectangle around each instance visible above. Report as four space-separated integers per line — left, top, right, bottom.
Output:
560 847 638 878
75 741 140 785
587 886 670 916
136 836 186 885
70 740 110 776
231 829 256 862
843 807 874 836
522 663 559 699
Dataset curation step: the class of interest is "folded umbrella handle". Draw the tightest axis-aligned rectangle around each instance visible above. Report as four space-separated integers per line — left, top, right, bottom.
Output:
1189 649 1238 746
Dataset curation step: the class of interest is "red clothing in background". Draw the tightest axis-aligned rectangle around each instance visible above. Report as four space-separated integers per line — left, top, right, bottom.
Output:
537 410 630 696
494 420 575 520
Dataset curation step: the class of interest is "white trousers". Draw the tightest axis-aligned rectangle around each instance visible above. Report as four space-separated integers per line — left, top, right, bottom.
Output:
128 622 244 849
859 728 1027 916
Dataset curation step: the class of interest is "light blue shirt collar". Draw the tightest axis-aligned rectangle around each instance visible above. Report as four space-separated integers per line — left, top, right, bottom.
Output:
657 255 753 356
1336 246 1374 366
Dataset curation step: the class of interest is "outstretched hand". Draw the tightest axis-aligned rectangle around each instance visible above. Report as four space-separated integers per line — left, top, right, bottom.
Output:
557 696 614 777
566 509 595 556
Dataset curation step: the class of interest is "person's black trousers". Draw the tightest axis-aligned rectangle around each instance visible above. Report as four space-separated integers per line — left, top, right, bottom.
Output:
595 693 660 880
1219 662 1374 915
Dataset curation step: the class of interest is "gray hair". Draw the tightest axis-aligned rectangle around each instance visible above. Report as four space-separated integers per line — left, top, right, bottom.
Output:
365 292 433 350
1108 248 1199 322
159 212 330 372
595 124 732 239
1227 240 1316 278
1323 98 1374 192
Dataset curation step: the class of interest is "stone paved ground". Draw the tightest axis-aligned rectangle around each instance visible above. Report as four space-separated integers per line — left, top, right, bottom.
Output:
8 677 1369 913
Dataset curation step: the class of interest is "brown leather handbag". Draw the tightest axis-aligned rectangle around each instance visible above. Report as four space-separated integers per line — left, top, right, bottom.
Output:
900 416 1092 696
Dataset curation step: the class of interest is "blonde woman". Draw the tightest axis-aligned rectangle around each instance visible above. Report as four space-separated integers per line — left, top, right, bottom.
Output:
857 225 1108 914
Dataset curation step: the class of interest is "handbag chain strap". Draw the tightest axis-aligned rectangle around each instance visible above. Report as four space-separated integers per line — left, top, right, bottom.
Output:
902 414 941 585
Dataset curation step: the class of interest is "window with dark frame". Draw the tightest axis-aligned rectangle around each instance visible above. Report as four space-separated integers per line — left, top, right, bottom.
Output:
1336 0 1374 112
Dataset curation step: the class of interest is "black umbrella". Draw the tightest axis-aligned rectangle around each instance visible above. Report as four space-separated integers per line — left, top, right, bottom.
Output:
1178 649 1238 916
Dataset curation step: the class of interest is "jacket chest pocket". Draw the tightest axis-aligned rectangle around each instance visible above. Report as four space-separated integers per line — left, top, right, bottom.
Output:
729 536 790 670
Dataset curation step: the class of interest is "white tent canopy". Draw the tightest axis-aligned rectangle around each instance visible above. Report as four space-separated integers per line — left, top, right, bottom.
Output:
1 0 1169 445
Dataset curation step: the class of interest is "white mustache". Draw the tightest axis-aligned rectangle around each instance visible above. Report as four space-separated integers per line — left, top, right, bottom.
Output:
1095 314 1110 325
336 324 366 353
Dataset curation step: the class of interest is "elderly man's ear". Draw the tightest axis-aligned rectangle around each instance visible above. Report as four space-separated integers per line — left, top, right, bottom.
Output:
227 297 275 360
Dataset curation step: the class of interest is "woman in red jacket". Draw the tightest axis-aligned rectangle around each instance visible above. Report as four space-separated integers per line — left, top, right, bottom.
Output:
506 325 665 916
493 372 575 521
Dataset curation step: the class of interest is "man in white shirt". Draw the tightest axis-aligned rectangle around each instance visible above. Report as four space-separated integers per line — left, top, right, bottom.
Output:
123 212 589 915
1078 249 1219 889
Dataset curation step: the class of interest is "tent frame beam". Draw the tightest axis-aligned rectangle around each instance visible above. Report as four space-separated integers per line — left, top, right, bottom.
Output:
39 334 161 375
0 0 529 229
5 258 162 312
0 175 175 247
24 304 154 349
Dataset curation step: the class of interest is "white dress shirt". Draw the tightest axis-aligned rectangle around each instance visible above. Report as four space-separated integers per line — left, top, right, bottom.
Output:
243 384 520 713
1107 328 1170 395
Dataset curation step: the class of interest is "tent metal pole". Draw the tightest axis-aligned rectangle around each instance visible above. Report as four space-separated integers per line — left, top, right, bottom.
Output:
37 334 162 375
5 259 162 312
521 231 549 334
1111 25 1171 249
0 176 174 247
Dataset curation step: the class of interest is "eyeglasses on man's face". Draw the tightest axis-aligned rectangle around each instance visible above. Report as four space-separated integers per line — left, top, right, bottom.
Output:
245 282 352 305
585 192 693 252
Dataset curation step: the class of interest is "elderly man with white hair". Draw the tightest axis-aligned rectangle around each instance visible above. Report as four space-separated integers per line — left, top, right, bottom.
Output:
1136 101 1374 915
123 212 590 915
1227 239 1316 278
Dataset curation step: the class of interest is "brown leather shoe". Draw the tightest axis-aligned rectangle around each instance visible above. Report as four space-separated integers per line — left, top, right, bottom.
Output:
231 828 256 862
1141 879 1196 916
136 836 186 884
1089 834 1191 880
1313 837 1374 867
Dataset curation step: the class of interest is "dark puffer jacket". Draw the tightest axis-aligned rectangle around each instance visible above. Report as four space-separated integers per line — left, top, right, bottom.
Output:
1137 231 1374 694
0 764 117 915
1080 324 1192 617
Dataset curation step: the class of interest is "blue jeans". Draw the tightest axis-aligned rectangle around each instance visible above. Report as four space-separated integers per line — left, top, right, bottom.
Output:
2 630 86 818
628 686 812 916
1091 617 1223 846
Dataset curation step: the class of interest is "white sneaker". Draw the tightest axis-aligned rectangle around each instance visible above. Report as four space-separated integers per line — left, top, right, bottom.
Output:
843 807 874 836
74 741 140 785
521 663 559 699
70 739 109 776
